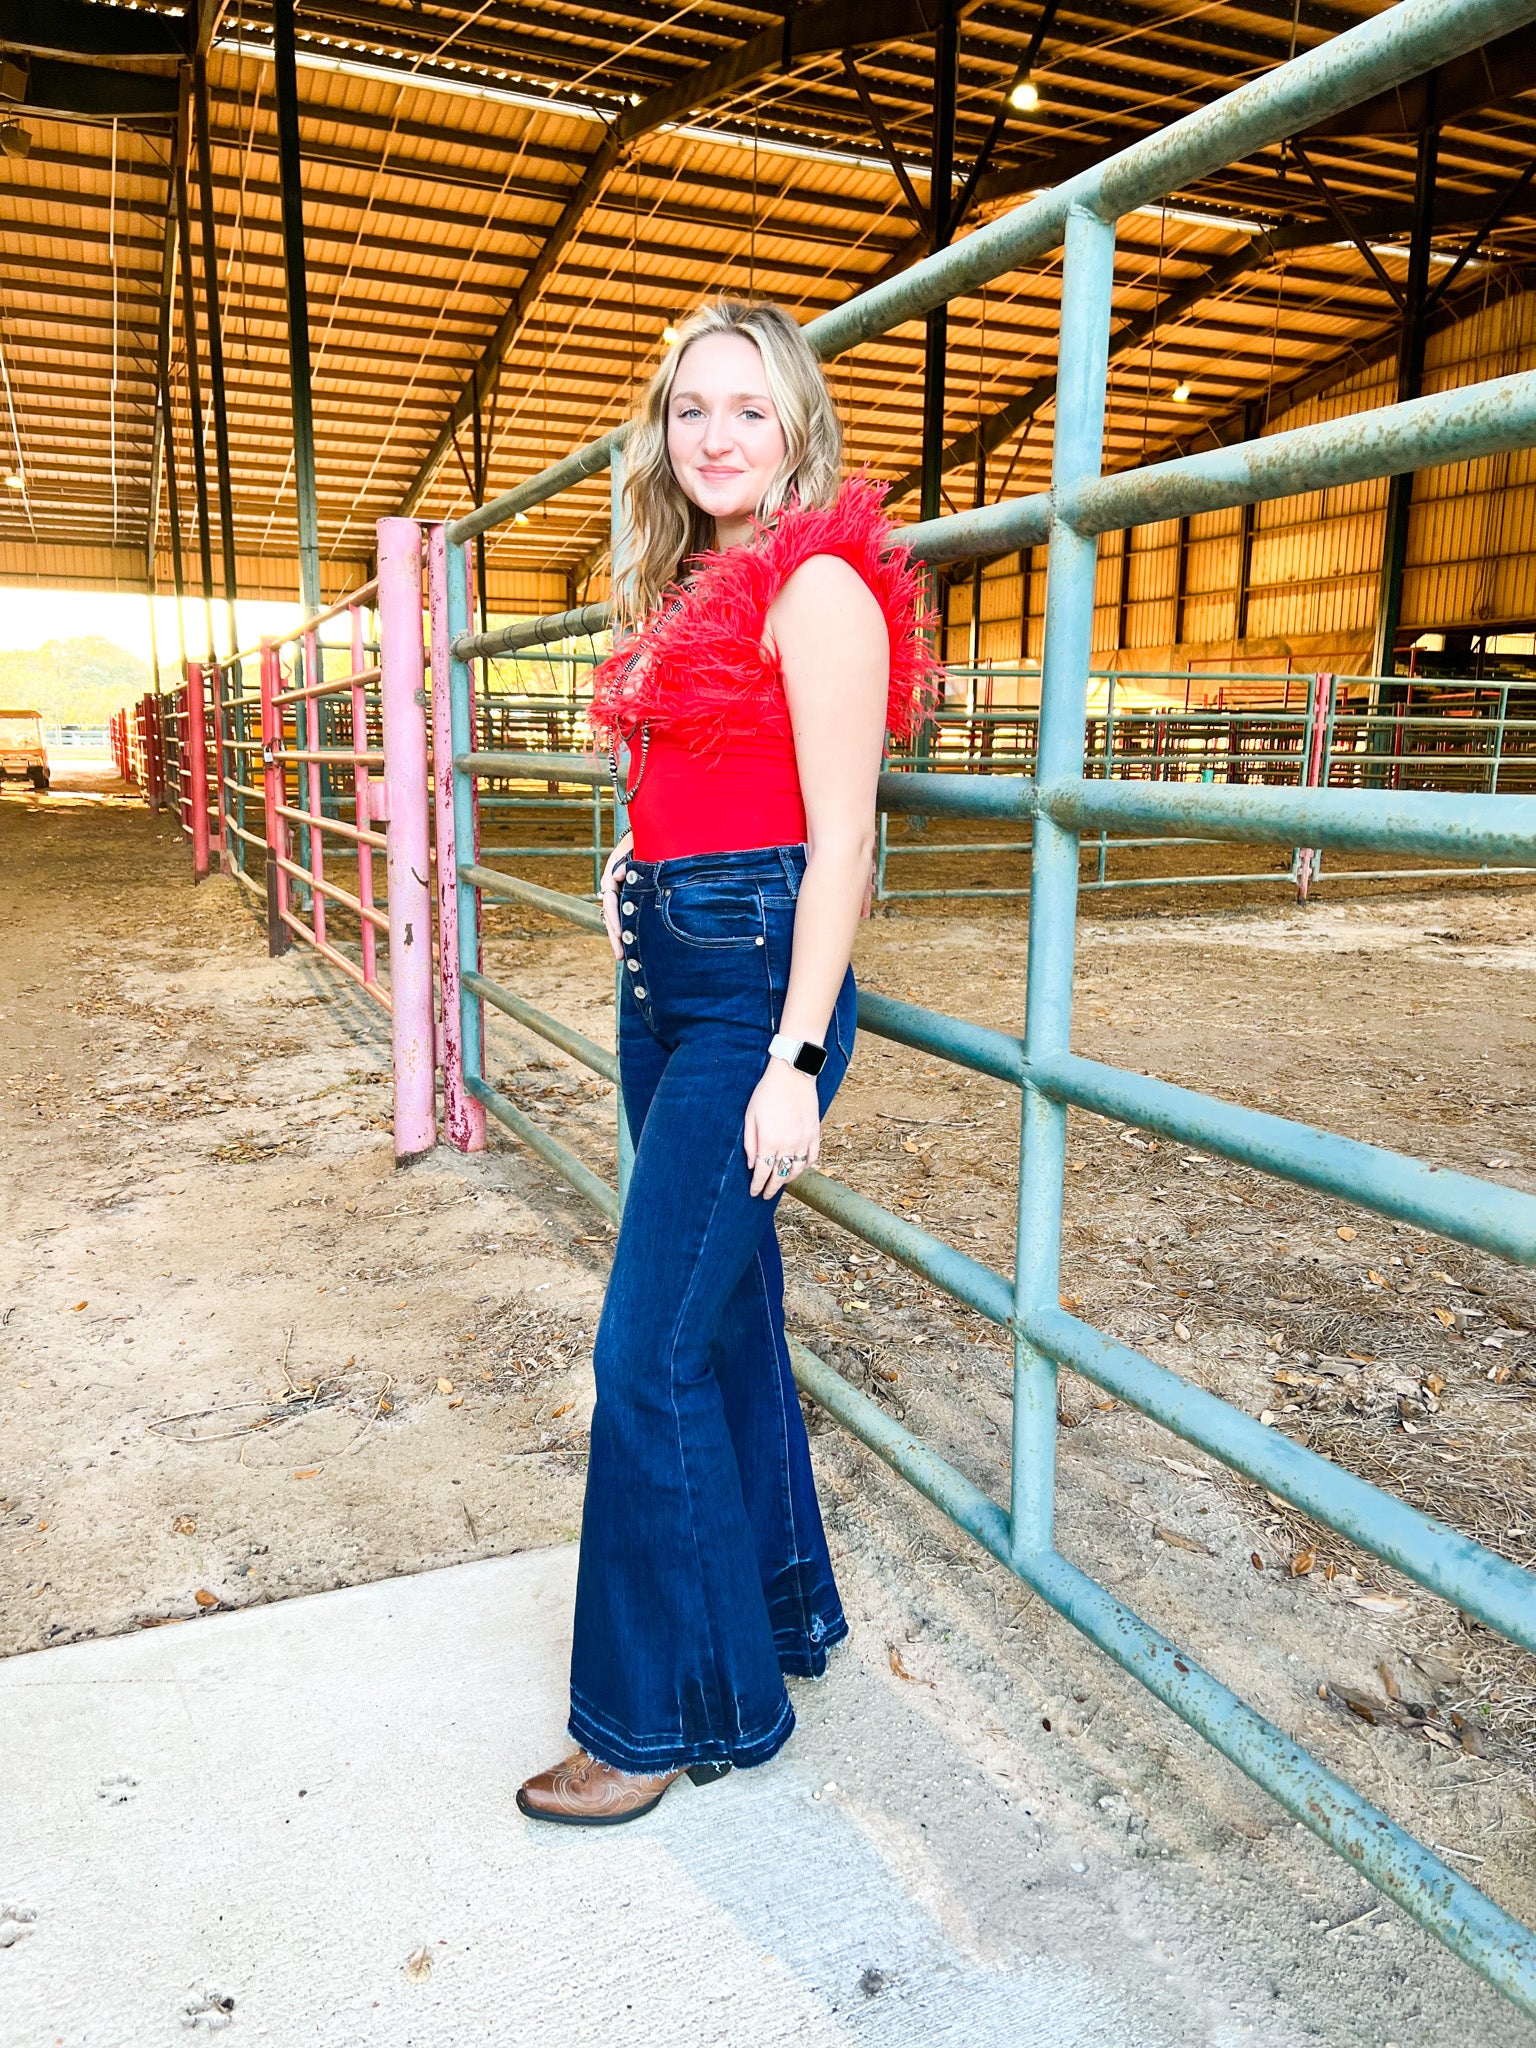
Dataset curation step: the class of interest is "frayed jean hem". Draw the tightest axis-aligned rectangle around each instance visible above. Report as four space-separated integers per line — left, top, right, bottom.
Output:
568 1688 796 1775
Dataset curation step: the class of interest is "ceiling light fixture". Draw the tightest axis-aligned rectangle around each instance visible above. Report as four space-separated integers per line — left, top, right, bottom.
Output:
1172 383 1192 403
513 511 530 525
662 322 680 346
0 120 31 159
1008 74 1040 112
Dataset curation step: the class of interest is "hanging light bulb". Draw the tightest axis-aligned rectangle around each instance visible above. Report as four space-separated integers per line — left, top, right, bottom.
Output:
513 511 530 525
1172 382 1192 403
1009 75 1040 112
3 472 23 490
662 322 680 346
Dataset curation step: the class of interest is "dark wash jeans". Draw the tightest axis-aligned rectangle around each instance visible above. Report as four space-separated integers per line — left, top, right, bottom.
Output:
568 842 856 1774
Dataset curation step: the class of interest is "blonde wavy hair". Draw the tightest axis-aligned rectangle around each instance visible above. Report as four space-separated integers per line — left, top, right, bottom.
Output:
615 299 843 622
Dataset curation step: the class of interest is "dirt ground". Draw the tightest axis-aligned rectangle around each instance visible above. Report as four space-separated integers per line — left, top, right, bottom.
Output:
5 765 1536 2046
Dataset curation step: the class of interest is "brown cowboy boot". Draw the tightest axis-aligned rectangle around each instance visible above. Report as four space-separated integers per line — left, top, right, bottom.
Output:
516 1749 730 1828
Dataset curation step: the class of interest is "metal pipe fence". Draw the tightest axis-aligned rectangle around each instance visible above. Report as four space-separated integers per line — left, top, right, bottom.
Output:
425 0 1536 2017
115 562 436 1163
440 655 1536 905
873 671 1536 901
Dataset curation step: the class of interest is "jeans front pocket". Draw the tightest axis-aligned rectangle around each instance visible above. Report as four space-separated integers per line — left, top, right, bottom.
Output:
659 880 767 949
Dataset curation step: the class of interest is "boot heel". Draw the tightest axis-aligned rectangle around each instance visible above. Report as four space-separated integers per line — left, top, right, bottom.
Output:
685 1761 732 1787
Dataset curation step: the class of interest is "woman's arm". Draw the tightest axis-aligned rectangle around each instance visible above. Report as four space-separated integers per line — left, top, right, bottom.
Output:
742 553 889 1199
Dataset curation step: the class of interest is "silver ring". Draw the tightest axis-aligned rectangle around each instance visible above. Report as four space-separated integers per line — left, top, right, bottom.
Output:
775 1156 793 1177
791 1152 808 1162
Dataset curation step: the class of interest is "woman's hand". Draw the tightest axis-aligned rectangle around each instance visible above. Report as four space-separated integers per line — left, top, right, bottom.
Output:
743 1061 821 1199
598 831 634 961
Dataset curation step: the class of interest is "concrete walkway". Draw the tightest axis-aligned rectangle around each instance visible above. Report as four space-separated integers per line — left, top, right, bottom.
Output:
1 1548 1158 2048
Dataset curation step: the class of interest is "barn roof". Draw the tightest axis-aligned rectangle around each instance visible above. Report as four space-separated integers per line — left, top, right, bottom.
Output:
1 0 1533 602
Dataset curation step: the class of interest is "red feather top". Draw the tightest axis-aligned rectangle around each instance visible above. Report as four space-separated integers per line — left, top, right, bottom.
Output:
586 476 943 757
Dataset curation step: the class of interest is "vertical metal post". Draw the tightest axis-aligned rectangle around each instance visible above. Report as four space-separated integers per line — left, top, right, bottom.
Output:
1172 513 1191 647
162 352 189 677
272 0 322 616
1293 670 1333 902
909 0 958 823
1234 401 1262 643
302 626 327 945
259 638 290 954
967 447 986 715
471 396 490 640
429 522 487 1154
610 444 636 1204
173 74 217 667
350 602 378 991
146 122 182 653
377 519 438 1163
919 0 958 526
1489 681 1511 794
1114 526 1132 656
186 660 210 880
1097 668 1117 885
1011 204 1116 1563
192 57 240 665
446 535 487 1143
1370 90 1438 683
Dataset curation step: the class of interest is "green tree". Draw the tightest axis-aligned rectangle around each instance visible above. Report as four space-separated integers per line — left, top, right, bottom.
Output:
0 639 152 726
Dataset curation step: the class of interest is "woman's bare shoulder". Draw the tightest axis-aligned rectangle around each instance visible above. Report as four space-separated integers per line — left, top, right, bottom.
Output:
769 552 884 631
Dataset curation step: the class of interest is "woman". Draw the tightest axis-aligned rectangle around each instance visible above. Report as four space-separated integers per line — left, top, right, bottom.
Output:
517 300 941 1826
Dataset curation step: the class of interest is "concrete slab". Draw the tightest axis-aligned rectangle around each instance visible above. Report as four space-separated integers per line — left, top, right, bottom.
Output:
1 1547 1153 2048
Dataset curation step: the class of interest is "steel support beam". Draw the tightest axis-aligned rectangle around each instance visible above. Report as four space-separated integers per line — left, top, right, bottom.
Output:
920 0 959 529
174 68 217 663
1233 399 1261 640
271 0 321 615
0 0 183 59
471 396 489 638
193 56 238 655
1172 513 1192 645
1371 87 1439 679
1115 525 1133 654
145 137 181 586
3 56 177 122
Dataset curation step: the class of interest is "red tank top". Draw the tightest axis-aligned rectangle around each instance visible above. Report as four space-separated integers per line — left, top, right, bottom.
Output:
587 479 942 863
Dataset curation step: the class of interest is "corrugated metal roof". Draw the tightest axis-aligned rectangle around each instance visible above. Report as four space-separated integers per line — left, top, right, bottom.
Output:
1 0 1534 602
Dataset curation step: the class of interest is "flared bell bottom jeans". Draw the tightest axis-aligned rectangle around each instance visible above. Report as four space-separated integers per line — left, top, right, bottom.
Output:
568 842 856 1774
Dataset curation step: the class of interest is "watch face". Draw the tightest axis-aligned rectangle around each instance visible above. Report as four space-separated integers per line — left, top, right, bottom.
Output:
794 1042 828 1075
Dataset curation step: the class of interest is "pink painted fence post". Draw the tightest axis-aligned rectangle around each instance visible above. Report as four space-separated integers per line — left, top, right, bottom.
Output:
1294 670 1333 905
187 661 211 880
376 518 438 1164
259 639 291 956
428 522 486 1154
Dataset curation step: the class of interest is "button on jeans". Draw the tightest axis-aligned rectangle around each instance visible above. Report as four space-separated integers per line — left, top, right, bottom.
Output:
568 842 856 1774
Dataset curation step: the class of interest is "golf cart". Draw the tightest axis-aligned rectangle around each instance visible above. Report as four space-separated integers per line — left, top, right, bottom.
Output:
0 708 49 791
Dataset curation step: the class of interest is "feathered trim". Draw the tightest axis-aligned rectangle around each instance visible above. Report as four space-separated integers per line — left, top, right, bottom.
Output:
586 475 944 757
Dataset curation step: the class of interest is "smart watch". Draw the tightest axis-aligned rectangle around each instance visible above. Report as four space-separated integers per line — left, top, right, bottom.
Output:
768 1033 827 1076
